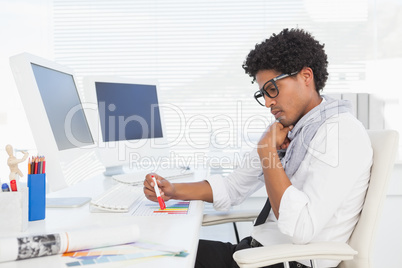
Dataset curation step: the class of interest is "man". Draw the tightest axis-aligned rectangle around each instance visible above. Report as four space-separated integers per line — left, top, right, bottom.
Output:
143 28 373 268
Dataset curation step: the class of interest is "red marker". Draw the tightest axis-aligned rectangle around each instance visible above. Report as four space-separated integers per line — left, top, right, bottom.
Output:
10 180 18 192
151 175 166 210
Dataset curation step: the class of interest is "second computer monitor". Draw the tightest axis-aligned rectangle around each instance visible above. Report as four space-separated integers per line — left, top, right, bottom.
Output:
84 77 169 175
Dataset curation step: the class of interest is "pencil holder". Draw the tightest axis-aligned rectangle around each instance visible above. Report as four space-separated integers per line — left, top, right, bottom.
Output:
28 173 46 221
0 187 28 234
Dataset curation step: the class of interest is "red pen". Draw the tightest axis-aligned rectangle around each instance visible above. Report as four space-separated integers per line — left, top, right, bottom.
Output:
10 180 18 191
151 175 166 210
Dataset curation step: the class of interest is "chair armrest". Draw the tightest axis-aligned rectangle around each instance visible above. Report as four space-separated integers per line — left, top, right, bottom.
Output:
202 210 259 226
233 242 357 268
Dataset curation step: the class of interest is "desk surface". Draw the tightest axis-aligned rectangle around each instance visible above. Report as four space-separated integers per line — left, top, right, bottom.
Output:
0 174 204 268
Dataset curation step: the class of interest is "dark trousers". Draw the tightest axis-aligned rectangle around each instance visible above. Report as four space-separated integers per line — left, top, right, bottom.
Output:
195 237 308 268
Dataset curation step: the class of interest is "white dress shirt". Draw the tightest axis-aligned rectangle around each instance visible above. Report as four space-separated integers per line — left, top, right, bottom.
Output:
206 112 373 268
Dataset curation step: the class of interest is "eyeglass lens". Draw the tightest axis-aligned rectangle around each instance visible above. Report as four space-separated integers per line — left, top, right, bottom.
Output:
264 81 278 98
255 81 278 106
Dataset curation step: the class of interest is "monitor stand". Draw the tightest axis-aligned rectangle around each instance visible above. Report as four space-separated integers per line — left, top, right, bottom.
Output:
103 166 125 177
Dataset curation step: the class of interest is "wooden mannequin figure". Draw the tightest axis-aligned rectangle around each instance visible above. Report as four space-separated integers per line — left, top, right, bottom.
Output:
6 144 29 181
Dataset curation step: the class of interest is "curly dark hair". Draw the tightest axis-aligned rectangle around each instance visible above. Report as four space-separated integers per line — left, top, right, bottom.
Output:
242 28 328 92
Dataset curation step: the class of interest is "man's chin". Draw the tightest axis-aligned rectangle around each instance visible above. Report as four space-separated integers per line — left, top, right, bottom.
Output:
277 118 293 128
276 117 286 125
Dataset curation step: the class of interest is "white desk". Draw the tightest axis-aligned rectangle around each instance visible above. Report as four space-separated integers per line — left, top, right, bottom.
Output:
0 174 204 268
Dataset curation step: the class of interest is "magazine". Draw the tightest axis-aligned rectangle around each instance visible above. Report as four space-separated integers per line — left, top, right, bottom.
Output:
0 224 139 263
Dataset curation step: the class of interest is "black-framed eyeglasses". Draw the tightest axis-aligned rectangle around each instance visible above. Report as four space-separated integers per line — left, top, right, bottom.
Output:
254 71 298 106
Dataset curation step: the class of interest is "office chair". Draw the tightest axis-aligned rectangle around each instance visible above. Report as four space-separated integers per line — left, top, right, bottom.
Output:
202 130 399 268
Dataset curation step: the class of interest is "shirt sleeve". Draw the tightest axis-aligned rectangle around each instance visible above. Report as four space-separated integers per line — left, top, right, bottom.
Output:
277 114 373 244
276 185 311 239
206 148 265 211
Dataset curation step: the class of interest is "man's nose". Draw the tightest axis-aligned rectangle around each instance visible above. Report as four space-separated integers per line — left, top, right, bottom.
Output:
264 96 276 108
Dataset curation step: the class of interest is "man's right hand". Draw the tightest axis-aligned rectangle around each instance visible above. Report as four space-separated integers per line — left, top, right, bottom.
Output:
257 122 293 155
144 174 214 203
143 173 175 202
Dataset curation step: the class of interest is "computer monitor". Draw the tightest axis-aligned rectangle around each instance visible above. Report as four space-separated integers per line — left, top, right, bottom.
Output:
9 53 104 191
83 76 169 176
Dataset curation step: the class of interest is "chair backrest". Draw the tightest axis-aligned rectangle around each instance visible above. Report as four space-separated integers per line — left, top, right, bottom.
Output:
339 130 399 268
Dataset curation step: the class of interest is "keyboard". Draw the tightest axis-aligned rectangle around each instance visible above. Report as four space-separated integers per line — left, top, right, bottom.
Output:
112 167 193 185
90 183 144 212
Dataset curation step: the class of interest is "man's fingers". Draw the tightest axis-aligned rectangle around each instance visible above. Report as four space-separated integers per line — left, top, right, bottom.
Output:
144 173 166 190
144 176 154 188
143 185 153 194
145 173 159 187
284 125 294 132
143 180 154 192
143 186 158 201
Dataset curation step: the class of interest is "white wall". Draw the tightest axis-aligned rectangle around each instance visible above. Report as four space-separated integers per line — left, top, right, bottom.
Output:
0 0 52 180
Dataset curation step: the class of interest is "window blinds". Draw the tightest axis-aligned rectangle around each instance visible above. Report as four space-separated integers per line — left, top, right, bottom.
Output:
52 0 370 165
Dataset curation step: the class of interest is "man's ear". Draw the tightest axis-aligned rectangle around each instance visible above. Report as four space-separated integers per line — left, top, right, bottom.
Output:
300 67 314 87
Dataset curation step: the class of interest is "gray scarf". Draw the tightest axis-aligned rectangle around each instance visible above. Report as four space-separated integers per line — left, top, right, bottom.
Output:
278 95 352 178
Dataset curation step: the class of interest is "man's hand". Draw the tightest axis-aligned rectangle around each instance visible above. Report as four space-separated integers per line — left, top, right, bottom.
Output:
258 122 293 155
143 173 175 202
257 122 293 219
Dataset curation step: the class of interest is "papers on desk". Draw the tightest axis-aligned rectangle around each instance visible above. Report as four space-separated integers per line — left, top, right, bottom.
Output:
62 241 188 267
0 222 190 266
132 200 192 216
0 225 139 263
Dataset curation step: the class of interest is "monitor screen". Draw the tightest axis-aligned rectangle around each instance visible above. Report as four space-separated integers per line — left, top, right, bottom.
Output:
95 82 163 142
31 63 94 151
